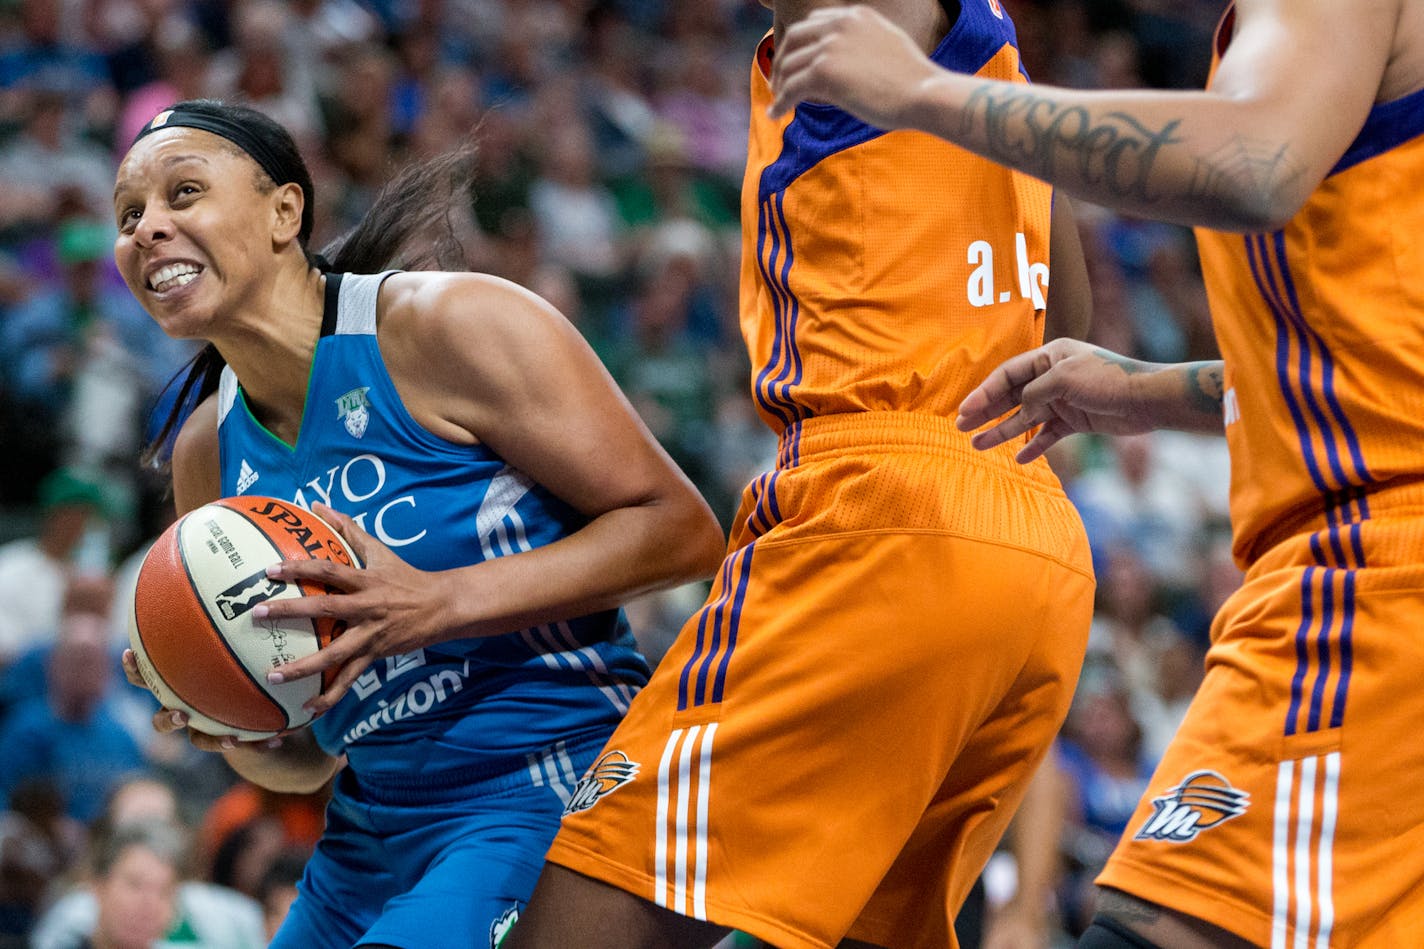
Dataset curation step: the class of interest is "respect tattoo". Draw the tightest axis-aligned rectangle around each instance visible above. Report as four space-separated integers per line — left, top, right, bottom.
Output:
961 86 1182 203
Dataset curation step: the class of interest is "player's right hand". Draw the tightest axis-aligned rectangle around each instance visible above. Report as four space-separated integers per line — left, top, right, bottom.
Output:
122 649 282 753
956 338 1155 463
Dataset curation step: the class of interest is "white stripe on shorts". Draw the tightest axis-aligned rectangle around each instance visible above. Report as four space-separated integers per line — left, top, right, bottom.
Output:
1272 752 1340 949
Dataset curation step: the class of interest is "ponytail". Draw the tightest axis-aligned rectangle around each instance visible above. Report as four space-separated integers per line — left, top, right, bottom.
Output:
322 145 478 274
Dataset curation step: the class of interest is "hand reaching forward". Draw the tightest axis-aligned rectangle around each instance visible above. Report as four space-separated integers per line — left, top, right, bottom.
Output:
255 503 451 715
956 339 1160 463
769 6 942 125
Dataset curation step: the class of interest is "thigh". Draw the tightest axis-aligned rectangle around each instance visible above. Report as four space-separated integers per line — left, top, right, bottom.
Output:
849 558 1092 949
270 808 393 949
1099 568 1424 948
358 772 585 949
550 531 1093 949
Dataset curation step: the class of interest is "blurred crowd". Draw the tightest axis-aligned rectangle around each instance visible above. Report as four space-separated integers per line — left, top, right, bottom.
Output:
0 0 1238 946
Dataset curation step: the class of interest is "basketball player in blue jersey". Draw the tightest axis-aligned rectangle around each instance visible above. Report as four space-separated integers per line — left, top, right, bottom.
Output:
112 99 725 949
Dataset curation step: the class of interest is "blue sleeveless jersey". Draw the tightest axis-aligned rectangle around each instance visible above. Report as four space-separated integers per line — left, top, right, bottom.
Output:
215 272 648 787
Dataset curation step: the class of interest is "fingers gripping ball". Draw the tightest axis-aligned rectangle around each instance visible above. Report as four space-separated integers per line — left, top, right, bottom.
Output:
128 497 360 740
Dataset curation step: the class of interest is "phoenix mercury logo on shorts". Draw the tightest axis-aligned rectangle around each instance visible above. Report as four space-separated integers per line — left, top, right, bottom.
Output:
1135 769 1250 843
563 750 640 816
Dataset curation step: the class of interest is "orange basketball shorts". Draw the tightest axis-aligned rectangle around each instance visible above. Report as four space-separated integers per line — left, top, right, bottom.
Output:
1098 516 1424 947
547 413 1095 949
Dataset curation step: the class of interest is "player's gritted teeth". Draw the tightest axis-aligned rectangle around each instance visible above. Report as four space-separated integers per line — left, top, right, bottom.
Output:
146 260 204 293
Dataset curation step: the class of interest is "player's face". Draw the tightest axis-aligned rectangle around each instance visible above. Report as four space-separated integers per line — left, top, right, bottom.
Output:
113 128 276 338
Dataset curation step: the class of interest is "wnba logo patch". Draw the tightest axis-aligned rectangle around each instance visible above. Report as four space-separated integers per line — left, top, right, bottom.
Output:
986 0 1005 18
563 750 639 815
1135 770 1249 843
215 571 287 621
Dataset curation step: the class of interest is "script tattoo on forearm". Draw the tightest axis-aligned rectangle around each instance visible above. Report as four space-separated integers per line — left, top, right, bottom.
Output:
962 86 1182 202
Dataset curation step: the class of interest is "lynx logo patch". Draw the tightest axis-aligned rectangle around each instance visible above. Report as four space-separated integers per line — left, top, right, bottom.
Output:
490 905 519 948
336 387 371 438
563 750 639 816
1135 770 1249 843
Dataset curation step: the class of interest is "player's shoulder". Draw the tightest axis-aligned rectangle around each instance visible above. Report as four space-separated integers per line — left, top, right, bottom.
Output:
375 270 581 378
377 271 565 341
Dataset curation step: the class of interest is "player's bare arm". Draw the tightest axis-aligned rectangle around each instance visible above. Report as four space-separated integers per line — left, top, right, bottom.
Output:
956 339 1225 463
770 0 1401 230
1043 197 1091 342
259 271 725 707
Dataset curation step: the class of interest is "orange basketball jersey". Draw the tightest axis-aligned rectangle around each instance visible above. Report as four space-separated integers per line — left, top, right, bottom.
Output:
1197 5 1424 569
1097 7 1424 947
546 7 1095 948
740 13 1054 435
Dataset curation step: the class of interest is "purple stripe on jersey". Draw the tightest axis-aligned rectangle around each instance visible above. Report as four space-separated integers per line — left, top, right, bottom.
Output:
1285 565 1317 737
1348 508 1367 564
1331 569 1356 729
711 544 756 704
1308 530 1327 567
753 198 794 428
1272 231 1374 485
1324 494 1349 567
1257 236 1349 488
766 193 806 420
762 469 783 529
679 556 736 711
780 419 803 469
1246 236 1329 493
745 474 769 537
689 547 734 701
1307 567 1336 733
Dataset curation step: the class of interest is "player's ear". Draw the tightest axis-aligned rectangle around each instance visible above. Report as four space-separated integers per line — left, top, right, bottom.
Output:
271 182 305 245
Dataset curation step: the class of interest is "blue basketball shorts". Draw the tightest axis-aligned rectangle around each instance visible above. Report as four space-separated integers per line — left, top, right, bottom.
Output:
270 735 604 949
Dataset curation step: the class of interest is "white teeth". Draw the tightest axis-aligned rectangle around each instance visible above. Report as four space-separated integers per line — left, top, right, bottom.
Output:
148 263 201 292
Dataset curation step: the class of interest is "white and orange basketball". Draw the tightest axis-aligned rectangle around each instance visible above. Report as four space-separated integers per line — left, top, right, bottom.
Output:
128 496 359 740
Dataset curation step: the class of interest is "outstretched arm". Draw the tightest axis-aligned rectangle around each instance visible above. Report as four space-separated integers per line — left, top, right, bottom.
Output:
956 339 1225 463
770 0 1398 230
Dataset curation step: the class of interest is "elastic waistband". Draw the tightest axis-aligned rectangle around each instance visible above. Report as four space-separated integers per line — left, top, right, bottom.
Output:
339 730 608 805
1247 477 1424 574
777 411 1060 487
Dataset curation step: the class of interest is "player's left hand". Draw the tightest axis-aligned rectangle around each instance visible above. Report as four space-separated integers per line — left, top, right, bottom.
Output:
769 5 943 126
254 503 451 715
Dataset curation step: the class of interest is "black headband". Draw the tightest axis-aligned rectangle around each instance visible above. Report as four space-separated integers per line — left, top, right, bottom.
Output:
134 106 293 191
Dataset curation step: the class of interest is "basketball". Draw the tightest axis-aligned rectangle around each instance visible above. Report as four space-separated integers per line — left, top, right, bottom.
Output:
128 496 360 741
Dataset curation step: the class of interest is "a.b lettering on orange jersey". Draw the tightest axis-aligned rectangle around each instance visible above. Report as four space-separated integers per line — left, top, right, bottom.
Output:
741 4 1054 434
1198 4 1424 568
